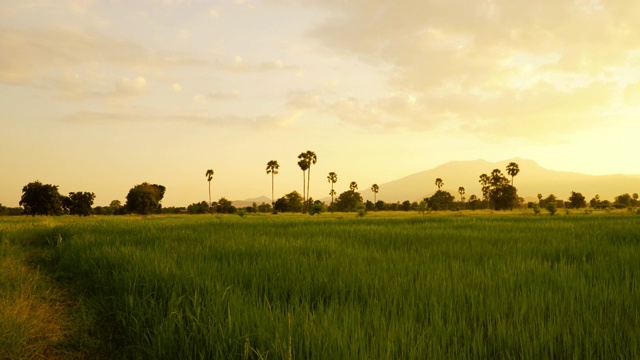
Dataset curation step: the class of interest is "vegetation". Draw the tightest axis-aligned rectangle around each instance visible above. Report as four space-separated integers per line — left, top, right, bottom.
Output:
327 172 338 208
266 160 279 210
19 181 63 216
2 214 639 359
125 183 166 215
205 169 214 211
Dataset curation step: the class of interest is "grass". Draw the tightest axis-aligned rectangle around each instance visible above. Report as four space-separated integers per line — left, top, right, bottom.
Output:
2 212 640 359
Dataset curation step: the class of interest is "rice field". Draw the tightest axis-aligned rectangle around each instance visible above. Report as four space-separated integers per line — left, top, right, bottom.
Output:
2 213 640 359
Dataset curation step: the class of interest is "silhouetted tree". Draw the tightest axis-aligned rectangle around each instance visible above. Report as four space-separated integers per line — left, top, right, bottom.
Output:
20 181 63 216
568 191 586 209
126 182 166 215
266 160 279 210
506 162 520 186
205 169 214 211
297 156 309 213
68 191 96 216
435 178 443 190
458 186 465 202
614 193 632 208
298 150 317 213
349 181 358 191
425 190 455 211
274 191 303 213
479 169 518 210
327 172 338 206
187 201 209 214
371 184 379 206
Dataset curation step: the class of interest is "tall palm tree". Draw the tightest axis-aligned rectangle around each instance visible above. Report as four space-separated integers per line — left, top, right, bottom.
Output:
435 178 443 190
371 184 379 205
458 186 465 202
303 151 317 204
506 162 520 186
266 160 279 210
205 169 214 211
297 157 309 213
327 172 338 204
350 181 358 191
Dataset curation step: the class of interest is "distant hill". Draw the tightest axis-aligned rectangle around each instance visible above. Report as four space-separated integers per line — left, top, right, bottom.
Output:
363 158 640 203
232 196 272 208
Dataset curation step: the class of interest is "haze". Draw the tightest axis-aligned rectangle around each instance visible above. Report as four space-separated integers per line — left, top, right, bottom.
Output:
1 0 639 207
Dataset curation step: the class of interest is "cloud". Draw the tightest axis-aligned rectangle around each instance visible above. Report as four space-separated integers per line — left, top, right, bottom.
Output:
215 56 300 73
193 90 240 104
303 0 640 138
172 83 183 93
115 76 147 96
208 8 219 18
0 27 207 85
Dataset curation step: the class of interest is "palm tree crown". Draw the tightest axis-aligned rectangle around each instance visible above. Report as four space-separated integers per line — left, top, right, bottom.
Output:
349 181 358 191
371 184 379 205
327 172 338 204
435 178 443 190
506 162 520 186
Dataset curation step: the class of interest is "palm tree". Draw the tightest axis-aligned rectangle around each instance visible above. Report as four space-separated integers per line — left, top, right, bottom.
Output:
371 184 379 205
506 162 520 186
537 193 543 203
327 172 338 204
205 169 214 211
350 181 358 191
458 186 465 202
297 158 309 213
435 178 443 190
302 151 317 204
266 160 279 210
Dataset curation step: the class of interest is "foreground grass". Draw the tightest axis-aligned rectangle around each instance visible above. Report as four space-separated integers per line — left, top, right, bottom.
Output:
3 213 640 359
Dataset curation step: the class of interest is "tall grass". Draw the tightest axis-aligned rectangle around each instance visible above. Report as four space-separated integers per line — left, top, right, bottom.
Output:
10 214 640 359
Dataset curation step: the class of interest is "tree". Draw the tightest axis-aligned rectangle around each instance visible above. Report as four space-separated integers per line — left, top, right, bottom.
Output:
298 150 317 213
125 182 166 215
425 190 455 211
349 181 358 191
19 181 63 216
371 184 379 206
327 172 338 206
266 160 279 210
506 162 520 186
274 191 303 213
614 193 632 208
335 189 363 212
435 178 443 190
479 169 518 210
568 191 586 209
458 186 465 202
297 157 309 213
214 197 236 214
187 201 209 214
205 169 214 211
67 191 96 216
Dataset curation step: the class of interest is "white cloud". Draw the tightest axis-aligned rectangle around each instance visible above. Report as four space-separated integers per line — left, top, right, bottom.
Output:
172 83 182 93
115 76 146 96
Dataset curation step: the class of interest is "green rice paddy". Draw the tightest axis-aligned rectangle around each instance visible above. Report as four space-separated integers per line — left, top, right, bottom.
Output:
2 213 639 359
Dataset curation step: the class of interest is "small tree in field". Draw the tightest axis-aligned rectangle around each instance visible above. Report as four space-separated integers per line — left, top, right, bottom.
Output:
20 181 63 216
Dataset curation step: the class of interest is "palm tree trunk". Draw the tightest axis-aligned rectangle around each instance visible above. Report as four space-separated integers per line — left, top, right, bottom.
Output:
271 172 274 208
208 181 212 213
307 167 311 212
302 170 306 213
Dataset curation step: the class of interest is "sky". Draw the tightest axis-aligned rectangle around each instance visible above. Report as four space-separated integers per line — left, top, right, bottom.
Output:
1 0 639 207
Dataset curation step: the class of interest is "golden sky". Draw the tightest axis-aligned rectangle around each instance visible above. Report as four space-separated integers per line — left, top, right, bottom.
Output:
1 0 639 206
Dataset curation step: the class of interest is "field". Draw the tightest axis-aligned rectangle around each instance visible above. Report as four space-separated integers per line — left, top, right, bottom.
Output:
2 212 640 359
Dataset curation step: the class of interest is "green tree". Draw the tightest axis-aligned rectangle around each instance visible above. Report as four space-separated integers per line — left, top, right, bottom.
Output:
327 172 338 206
205 169 214 211
371 184 379 206
266 160 279 210
435 178 443 190
425 190 455 211
568 191 587 209
214 197 236 214
506 162 520 186
335 189 363 212
614 193 632 208
68 191 96 216
125 182 166 215
274 191 303 213
19 181 63 216
187 201 209 214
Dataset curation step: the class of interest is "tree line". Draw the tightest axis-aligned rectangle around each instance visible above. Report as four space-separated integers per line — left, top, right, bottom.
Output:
4 158 639 217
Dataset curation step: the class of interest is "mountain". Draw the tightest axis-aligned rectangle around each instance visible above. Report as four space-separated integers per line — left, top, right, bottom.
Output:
232 196 272 208
363 158 640 203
